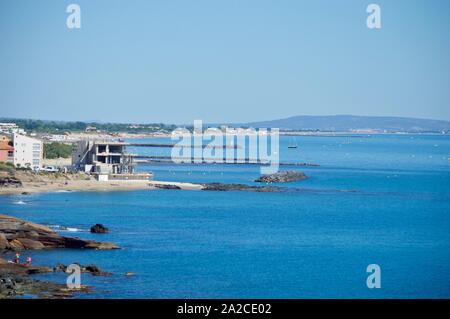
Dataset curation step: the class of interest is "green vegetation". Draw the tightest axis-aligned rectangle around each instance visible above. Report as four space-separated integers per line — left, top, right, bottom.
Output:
0 161 15 174
43 142 73 159
0 118 177 134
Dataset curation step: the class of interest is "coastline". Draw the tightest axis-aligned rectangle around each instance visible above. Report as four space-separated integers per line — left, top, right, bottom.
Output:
0 214 118 298
0 179 204 195
0 180 152 195
0 176 302 195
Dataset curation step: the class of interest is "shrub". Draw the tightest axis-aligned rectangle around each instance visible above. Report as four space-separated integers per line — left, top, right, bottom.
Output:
44 142 73 159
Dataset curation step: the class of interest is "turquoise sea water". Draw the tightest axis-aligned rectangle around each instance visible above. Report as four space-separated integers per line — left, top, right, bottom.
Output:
1 134 450 298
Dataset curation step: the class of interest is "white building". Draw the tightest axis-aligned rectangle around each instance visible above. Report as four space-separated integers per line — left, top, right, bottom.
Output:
0 123 26 135
13 133 43 169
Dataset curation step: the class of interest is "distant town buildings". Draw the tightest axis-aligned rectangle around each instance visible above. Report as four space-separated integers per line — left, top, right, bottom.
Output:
41 134 72 142
0 122 26 135
85 126 98 133
12 133 43 169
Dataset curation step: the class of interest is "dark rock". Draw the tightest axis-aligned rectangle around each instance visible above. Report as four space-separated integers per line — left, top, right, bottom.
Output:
83 264 112 276
90 224 109 234
0 177 22 188
201 183 284 192
154 184 181 190
54 263 111 276
53 263 67 272
25 266 53 275
255 171 308 183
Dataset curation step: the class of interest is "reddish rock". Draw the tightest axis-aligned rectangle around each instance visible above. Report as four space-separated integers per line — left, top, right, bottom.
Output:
0 214 119 251
0 233 9 250
8 239 24 250
15 238 45 250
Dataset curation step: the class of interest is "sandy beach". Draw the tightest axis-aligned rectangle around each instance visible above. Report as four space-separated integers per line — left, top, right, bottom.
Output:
0 171 204 195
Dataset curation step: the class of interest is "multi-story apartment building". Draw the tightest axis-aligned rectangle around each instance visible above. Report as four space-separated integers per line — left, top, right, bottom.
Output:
12 133 43 169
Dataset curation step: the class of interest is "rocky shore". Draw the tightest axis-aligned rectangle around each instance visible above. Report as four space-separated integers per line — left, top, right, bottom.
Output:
0 176 22 188
0 258 115 298
0 169 310 196
0 215 119 251
0 258 83 298
0 214 119 298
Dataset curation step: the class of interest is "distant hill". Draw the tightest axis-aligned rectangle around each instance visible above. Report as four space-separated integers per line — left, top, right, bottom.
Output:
242 115 450 132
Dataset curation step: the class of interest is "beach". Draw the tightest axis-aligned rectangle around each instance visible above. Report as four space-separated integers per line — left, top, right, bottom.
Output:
0 177 204 195
0 169 208 195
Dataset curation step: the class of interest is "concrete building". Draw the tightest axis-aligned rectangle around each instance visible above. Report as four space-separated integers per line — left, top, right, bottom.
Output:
12 133 43 169
72 139 151 181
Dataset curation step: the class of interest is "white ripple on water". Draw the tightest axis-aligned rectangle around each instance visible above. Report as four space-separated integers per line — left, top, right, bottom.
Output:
48 225 85 232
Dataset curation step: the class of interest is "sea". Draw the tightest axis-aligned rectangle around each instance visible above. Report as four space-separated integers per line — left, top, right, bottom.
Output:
1 134 450 298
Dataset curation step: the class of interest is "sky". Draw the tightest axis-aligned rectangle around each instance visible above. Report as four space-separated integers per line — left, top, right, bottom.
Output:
0 0 449 124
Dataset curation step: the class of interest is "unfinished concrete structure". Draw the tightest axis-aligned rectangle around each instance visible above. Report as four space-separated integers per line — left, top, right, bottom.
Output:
72 139 151 181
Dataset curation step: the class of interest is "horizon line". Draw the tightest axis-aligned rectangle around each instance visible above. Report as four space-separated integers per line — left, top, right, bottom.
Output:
1 114 450 126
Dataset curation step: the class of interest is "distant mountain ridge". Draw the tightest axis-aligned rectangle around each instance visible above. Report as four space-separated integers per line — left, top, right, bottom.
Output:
241 115 450 132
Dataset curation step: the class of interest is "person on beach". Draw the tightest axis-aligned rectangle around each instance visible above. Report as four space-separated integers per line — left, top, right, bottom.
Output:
14 253 20 264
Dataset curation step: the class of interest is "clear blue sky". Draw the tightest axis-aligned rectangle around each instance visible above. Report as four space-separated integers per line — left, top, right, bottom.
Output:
1 0 449 124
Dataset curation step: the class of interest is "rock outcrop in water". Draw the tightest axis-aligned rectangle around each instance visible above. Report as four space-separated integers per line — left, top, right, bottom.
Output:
153 183 182 190
255 171 308 183
201 183 284 192
0 215 119 251
54 263 112 276
90 224 109 234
